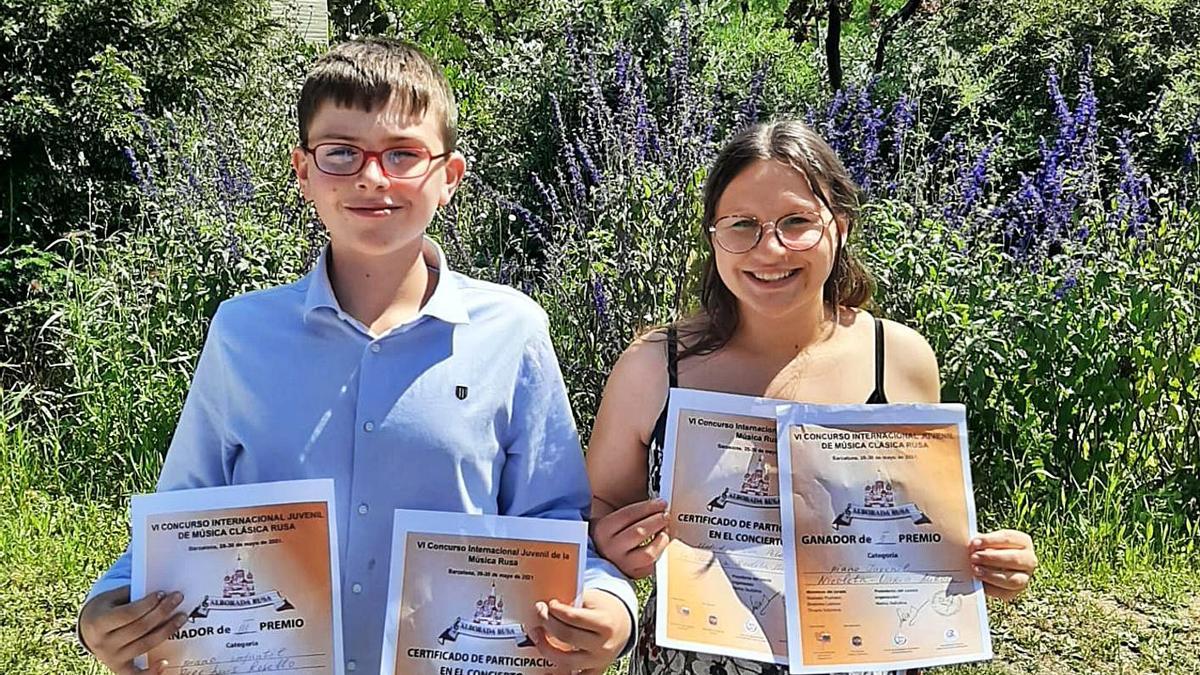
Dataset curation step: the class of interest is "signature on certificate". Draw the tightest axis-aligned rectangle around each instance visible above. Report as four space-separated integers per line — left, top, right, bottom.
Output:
896 599 930 629
750 590 781 617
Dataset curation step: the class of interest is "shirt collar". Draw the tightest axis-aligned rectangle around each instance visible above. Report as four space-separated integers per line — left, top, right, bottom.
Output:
303 237 470 327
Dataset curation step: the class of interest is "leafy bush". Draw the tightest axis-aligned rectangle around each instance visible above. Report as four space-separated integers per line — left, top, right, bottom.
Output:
0 0 302 251
4 47 315 498
889 0 1200 170
865 204 1200 557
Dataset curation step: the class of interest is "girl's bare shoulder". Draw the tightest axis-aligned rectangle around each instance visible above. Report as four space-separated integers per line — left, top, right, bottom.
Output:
878 315 941 402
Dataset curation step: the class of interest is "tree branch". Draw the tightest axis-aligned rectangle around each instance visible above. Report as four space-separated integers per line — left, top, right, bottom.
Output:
872 0 922 73
826 0 844 92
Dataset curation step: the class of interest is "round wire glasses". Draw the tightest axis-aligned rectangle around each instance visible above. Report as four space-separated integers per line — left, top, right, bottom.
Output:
708 212 830 254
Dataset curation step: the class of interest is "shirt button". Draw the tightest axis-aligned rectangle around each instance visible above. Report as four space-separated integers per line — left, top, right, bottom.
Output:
370 343 381 353
357 503 369 515
352 583 363 594
363 421 375 432
347 660 357 671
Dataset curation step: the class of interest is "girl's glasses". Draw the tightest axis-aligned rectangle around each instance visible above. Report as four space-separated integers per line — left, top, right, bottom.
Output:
708 212 829 254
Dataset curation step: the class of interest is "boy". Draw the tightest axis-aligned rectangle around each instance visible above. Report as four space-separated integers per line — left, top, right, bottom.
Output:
78 37 635 675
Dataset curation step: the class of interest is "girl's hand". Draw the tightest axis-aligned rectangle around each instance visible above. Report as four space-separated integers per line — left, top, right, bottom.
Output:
528 590 632 675
590 498 671 579
970 529 1037 600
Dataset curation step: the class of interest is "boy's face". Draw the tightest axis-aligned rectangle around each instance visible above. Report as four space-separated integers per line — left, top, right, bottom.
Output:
291 97 466 260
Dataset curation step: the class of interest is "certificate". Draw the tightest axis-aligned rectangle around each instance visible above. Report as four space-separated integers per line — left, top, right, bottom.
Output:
656 388 790 664
381 510 587 675
776 403 992 673
131 478 343 674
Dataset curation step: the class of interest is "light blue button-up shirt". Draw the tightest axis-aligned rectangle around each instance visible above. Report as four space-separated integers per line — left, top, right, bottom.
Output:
88 240 636 673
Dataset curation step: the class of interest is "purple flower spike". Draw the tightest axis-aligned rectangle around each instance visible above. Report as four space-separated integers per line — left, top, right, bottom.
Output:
1113 130 1151 239
575 137 603 187
1053 273 1078 301
735 64 769 129
1184 117 1198 167
532 173 562 222
122 146 158 201
591 275 612 331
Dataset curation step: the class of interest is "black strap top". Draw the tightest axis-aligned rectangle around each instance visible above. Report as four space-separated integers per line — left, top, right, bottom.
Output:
865 316 889 404
650 317 889 469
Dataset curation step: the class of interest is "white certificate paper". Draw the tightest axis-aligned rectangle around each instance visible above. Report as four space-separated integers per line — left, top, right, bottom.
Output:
656 388 791 664
776 403 992 673
380 511 587 675
131 478 344 674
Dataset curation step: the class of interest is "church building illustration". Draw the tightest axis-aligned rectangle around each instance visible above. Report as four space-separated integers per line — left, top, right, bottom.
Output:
222 555 256 598
741 452 770 496
707 449 779 510
863 474 896 509
472 583 505 626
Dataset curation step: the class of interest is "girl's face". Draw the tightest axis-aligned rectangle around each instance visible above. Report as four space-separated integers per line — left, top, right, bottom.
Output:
711 159 844 321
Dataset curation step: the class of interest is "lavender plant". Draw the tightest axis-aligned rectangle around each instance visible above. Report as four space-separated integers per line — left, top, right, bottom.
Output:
436 11 752 424
15 55 315 497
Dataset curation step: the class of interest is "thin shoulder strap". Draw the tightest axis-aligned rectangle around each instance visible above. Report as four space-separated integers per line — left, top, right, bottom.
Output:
871 317 886 400
666 326 679 388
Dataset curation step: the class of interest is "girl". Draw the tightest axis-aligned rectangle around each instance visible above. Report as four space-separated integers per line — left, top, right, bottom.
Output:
586 120 1037 675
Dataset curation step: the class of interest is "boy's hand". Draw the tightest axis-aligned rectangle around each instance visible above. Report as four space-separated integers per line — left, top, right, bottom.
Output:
969 529 1037 601
79 586 188 674
591 498 671 579
529 589 632 675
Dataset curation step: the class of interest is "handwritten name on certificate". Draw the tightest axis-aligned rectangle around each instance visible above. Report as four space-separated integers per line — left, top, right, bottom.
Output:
776 404 992 673
381 511 586 675
131 479 344 674
656 388 790 664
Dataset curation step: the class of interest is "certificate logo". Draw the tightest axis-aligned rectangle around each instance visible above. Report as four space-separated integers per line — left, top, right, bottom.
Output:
437 582 534 647
189 555 295 619
707 451 780 511
832 473 931 529
931 590 963 616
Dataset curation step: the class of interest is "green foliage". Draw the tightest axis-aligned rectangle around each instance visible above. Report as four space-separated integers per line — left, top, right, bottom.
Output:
4 52 317 499
698 5 823 109
0 0 299 250
864 203 1200 558
890 0 1200 164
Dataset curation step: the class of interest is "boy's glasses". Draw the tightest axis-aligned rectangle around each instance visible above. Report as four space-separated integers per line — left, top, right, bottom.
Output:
708 212 829 254
303 143 452 179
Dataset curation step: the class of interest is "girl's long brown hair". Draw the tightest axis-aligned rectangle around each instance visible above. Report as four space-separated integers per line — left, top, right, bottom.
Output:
675 119 874 358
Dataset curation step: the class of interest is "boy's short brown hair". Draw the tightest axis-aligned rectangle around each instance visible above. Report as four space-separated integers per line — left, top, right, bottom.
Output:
298 37 458 151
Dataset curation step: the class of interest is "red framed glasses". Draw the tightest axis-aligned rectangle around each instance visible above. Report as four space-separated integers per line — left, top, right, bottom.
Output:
302 143 452 179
